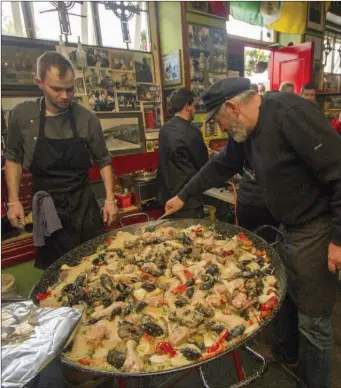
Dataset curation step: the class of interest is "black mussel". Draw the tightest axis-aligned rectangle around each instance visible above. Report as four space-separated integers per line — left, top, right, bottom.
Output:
186 286 195 298
205 264 219 276
110 307 122 320
88 317 102 325
67 293 77 306
142 238 162 245
135 301 148 313
227 325 246 341
63 340 73 352
124 303 134 316
90 265 99 274
107 350 126 369
201 273 213 282
74 273 87 288
118 321 143 341
116 282 128 293
74 286 86 302
61 283 75 295
100 274 114 292
180 348 202 361
195 303 214 318
200 279 215 290
102 295 112 308
92 254 107 266
179 247 192 255
186 278 195 287
116 291 130 302
182 235 193 246
141 315 153 325
141 322 164 337
175 298 188 308
211 323 226 334
142 283 156 292
115 249 125 258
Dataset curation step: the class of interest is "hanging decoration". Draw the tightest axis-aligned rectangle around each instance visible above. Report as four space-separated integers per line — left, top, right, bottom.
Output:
323 37 332 66
103 2 140 44
40 2 85 37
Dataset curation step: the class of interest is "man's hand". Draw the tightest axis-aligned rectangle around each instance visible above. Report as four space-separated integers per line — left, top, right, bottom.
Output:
328 242 341 273
103 201 118 226
165 196 184 215
7 202 25 229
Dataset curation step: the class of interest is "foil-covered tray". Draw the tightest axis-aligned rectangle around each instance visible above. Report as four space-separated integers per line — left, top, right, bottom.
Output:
1 301 82 388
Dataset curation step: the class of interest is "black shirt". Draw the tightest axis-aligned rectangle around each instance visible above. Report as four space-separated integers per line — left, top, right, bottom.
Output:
178 92 341 244
157 116 209 209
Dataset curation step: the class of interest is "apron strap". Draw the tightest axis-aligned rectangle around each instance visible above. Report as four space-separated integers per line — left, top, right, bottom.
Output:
39 98 79 138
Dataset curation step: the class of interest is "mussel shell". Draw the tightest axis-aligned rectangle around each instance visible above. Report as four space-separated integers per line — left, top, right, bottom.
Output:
175 298 188 308
110 307 122 320
180 348 201 360
179 247 192 255
74 273 87 288
186 278 195 287
186 286 195 298
227 325 246 341
102 295 112 308
116 282 128 293
141 283 156 292
195 303 214 318
107 350 126 369
141 322 164 337
61 283 75 295
199 279 215 290
205 264 219 276
135 301 148 313
100 274 114 292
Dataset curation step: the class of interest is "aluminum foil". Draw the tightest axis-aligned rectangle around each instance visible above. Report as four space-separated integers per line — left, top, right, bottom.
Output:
1 300 82 388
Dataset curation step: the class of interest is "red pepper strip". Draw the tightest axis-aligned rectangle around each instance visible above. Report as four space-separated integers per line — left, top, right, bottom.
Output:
79 359 92 366
140 273 155 282
36 291 52 301
156 342 176 357
206 330 229 353
161 300 169 306
260 309 272 320
104 237 112 245
238 232 247 240
143 332 152 342
261 296 278 311
223 250 234 256
171 284 187 294
184 269 193 279
192 228 204 233
248 319 254 325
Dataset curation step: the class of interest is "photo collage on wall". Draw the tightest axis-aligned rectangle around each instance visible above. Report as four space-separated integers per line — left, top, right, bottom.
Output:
55 45 160 113
188 24 227 112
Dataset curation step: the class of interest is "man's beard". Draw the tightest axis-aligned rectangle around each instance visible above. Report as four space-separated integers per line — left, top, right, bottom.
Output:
225 119 250 143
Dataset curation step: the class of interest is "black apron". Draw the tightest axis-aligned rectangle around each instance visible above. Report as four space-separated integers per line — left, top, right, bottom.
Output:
31 98 104 270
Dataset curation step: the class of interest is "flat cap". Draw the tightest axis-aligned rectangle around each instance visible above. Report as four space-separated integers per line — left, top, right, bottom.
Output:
202 77 251 122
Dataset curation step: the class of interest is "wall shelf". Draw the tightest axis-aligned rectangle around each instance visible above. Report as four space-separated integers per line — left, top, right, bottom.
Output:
316 91 341 95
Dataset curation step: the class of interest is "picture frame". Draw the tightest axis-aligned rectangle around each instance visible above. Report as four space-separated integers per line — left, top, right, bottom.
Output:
74 70 87 96
162 50 182 86
134 53 154 83
98 112 145 156
163 88 175 119
305 33 323 61
307 2 325 32
137 84 161 102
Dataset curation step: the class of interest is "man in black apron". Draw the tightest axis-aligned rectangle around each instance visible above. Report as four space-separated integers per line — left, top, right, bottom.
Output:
5 51 117 270
165 78 341 388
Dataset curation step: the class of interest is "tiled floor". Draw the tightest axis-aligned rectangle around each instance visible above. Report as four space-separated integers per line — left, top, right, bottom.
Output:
33 284 340 388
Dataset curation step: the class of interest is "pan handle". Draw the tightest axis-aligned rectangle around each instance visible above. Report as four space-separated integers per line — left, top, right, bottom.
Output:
254 224 284 247
198 346 267 388
119 212 150 227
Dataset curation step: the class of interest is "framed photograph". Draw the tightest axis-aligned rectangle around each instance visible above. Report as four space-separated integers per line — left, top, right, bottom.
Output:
85 47 110 67
87 87 117 112
188 25 210 50
188 2 209 14
146 140 155 152
162 50 182 86
137 84 161 102
74 70 87 96
84 67 115 90
305 33 323 61
110 51 134 72
99 113 145 155
112 72 137 92
134 53 154 83
163 88 174 119
117 92 139 111
2 44 50 91
307 2 325 32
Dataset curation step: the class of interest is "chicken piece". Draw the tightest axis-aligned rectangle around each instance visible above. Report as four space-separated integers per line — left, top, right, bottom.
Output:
91 301 125 320
221 261 241 279
213 311 247 329
201 252 219 265
264 275 277 287
101 316 122 350
141 262 159 276
188 260 207 278
166 277 181 290
172 263 187 283
203 236 215 247
221 238 239 253
85 321 110 345
122 264 140 274
258 292 277 304
125 313 142 326
237 252 257 262
213 283 227 294
122 340 144 372
169 326 192 346
232 292 248 309
224 278 244 295
206 292 223 308
133 288 148 301
186 231 197 241
190 290 207 305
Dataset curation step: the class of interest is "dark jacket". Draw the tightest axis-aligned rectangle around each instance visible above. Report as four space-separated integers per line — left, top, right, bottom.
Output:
178 92 341 245
157 116 209 209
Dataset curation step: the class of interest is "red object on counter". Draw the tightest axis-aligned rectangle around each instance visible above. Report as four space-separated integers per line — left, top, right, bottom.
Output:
147 112 155 129
114 192 132 209
331 118 341 134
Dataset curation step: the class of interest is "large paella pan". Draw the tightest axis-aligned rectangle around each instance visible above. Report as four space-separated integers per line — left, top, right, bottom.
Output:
30 219 286 378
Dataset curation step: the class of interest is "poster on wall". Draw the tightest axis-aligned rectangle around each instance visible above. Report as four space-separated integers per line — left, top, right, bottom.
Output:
137 84 161 102
87 88 117 112
134 53 154 83
117 92 139 111
112 72 137 91
74 70 87 96
162 50 182 86
110 51 134 71
99 113 145 155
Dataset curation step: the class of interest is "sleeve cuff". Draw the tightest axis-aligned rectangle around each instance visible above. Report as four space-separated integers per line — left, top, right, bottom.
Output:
330 231 341 246
95 154 112 169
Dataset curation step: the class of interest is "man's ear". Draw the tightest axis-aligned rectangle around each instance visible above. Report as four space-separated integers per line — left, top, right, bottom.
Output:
35 77 43 90
223 100 240 117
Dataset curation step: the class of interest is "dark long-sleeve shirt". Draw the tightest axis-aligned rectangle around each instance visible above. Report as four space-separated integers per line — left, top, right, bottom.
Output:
178 92 341 245
5 98 112 171
157 116 209 209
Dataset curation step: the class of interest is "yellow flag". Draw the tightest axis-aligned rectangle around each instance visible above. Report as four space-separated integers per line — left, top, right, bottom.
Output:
268 2 308 35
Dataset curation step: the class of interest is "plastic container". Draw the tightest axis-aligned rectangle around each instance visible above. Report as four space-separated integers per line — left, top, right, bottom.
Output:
115 190 133 209
1 273 17 298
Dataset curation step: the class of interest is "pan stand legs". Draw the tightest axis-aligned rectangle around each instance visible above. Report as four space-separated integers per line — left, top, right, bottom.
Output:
198 346 267 388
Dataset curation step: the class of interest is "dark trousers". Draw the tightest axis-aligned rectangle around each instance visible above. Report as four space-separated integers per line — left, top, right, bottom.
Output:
236 200 279 243
169 206 204 219
272 214 338 388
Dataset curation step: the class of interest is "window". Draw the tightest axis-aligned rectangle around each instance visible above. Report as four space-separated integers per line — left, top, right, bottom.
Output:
1 1 27 37
98 2 151 51
226 15 275 43
324 32 341 75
